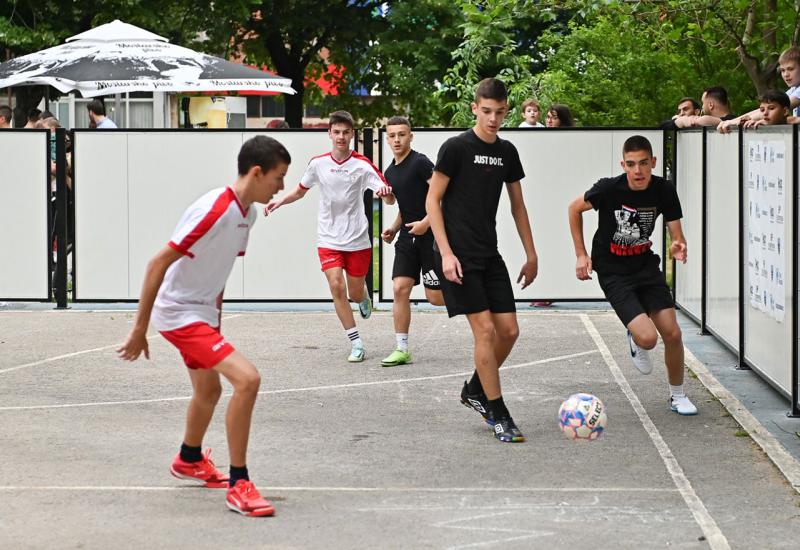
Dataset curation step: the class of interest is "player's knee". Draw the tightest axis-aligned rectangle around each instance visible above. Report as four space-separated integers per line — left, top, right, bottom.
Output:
636 330 658 350
328 278 346 298
497 323 519 344
393 280 413 299
472 321 495 345
204 383 223 405
235 371 261 395
660 324 682 346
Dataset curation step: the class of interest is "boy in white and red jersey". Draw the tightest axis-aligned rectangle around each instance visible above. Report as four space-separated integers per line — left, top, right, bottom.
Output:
117 136 290 517
266 110 395 363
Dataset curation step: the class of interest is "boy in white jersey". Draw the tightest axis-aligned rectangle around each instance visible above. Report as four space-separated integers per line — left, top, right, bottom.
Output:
266 110 395 363
117 136 290 517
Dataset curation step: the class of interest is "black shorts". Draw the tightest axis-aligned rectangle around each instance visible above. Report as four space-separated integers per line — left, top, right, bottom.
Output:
597 264 674 326
434 252 516 318
392 235 442 290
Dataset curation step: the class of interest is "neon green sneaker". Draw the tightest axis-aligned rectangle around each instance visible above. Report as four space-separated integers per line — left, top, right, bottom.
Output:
381 349 411 367
348 346 365 363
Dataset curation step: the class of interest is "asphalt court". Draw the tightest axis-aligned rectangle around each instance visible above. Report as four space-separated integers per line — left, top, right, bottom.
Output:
1 310 799 549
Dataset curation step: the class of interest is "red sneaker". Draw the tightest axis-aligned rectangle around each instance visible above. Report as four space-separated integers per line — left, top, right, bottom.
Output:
226 480 275 517
170 449 229 488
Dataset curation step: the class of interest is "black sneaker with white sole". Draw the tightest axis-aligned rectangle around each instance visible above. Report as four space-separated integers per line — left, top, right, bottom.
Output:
459 382 495 426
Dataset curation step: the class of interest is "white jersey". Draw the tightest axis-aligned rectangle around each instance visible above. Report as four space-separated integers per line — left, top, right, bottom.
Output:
788 85 800 117
152 187 256 331
300 151 389 251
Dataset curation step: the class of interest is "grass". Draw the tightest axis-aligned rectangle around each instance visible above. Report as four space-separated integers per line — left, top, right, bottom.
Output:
734 429 749 437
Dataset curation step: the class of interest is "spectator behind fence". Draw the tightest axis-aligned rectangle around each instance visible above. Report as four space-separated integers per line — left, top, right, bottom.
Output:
87 99 118 129
673 87 736 128
720 47 800 132
272 120 290 129
37 116 72 190
545 104 574 127
0 105 11 128
743 90 795 129
659 97 701 130
24 108 42 128
518 98 543 127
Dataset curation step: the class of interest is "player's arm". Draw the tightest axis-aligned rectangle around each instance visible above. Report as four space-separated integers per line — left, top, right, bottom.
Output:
382 212 403 243
568 196 595 280
506 181 538 289
666 219 687 263
426 170 462 284
117 245 183 361
718 109 761 133
265 184 309 215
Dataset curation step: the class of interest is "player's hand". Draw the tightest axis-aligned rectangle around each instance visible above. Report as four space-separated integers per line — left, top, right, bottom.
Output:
117 330 149 361
381 227 397 243
264 198 282 216
743 119 764 129
576 255 593 280
717 119 738 134
442 253 463 285
670 240 688 263
517 255 538 289
406 220 429 236
375 185 392 197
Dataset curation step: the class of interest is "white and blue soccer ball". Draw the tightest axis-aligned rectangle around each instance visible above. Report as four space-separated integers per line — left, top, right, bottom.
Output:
558 393 607 441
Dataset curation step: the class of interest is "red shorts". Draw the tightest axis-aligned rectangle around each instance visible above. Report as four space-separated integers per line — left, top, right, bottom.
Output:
317 247 372 277
160 322 235 370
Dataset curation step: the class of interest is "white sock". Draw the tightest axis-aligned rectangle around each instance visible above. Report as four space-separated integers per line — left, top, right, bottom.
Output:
346 328 363 348
669 384 685 398
396 333 409 352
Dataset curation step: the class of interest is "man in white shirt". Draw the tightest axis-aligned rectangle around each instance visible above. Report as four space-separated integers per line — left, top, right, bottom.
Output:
266 110 395 363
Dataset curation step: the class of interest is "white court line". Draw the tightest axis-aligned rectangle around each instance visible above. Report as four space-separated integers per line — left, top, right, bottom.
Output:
683 348 800 495
0 485 678 493
0 314 242 376
0 350 598 412
580 314 730 550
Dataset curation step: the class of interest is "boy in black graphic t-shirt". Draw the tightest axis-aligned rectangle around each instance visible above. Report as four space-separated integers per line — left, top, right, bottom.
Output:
426 78 540 442
568 135 698 416
380 116 445 367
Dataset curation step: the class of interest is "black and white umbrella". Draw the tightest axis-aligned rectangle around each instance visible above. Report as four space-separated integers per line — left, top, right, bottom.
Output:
0 20 295 97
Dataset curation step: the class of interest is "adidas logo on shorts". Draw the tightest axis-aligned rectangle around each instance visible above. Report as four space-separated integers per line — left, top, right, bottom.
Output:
422 270 440 287
211 339 228 352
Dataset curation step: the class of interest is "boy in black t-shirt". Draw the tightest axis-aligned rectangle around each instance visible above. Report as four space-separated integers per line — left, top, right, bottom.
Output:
568 135 697 415
426 78 540 442
380 116 445 367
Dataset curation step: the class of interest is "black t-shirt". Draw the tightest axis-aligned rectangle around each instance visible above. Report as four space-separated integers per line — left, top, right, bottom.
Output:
585 174 682 275
434 130 525 257
384 149 434 239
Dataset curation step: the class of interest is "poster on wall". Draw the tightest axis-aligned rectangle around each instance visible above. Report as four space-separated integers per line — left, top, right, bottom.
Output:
747 140 786 322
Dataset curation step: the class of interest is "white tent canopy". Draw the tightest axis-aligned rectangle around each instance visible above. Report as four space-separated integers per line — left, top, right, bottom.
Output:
0 20 295 97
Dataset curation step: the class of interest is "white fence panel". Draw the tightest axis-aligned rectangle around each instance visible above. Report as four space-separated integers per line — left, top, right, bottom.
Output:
705 130 740 350
74 130 335 300
0 130 49 299
674 130 704 320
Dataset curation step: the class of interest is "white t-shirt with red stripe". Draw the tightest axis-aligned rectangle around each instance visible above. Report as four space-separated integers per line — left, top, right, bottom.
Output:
300 151 389 251
152 187 256 331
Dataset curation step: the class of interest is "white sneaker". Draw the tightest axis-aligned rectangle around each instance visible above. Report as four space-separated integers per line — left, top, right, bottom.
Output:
347 346 365 363
627 330 653 375
670 395 698 416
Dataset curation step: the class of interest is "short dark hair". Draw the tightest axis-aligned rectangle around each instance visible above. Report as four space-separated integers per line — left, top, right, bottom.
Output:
40 110 55 120
27 108 42 121
0 104 11 123
328 110 354 129
386 116 410 128
678 97 701 110
759 89 791 110
548 104 575 127
623 135 654 157
238 135 291 176
87 99 106 116
703 86 729 107
474 78 508 103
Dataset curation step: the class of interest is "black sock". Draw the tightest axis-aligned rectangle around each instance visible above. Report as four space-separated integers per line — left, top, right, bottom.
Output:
180 443 202 463
466 371 484 395
229 465 249 487
488 396 510 420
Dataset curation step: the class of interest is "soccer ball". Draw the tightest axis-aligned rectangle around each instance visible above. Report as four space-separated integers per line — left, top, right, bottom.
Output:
558 393 607 441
